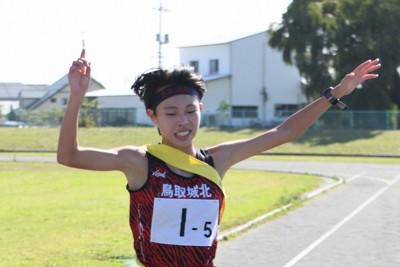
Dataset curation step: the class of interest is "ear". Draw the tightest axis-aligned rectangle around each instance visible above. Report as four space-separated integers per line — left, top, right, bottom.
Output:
146 109 158 124
199 102 203 111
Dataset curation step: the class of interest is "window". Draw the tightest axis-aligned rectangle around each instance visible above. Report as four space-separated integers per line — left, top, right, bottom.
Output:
62 98 68 105
100 109 136 126
209 59 219 75
189 61 199 73
232 106 258 118
274 104 299 117
50 98 57 103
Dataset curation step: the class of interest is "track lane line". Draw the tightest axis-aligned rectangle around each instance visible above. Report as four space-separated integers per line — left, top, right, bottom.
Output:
283 174 400 267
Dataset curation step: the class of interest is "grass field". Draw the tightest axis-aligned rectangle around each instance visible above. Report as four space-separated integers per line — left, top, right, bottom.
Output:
1 127 400 156
0 162 322 267
1 127 398 265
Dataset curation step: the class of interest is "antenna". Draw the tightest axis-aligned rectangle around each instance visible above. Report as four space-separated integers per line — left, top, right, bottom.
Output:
155 0 169 69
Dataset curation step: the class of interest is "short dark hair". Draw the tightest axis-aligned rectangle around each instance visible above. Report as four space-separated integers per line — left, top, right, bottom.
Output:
131 66 206 110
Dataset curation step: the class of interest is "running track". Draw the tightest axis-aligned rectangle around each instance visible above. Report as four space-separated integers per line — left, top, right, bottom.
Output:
215 160 400 267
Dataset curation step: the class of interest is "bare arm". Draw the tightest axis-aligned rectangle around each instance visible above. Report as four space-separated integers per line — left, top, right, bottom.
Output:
57 50 146 182
210 59 381 175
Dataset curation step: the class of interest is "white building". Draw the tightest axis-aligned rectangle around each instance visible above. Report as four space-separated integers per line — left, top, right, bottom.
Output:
86 30 306 127
179 31 306 127
85 88 151 126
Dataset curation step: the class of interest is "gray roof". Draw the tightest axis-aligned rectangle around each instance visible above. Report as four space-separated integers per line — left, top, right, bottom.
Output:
86 87 135 97
0 83 47 100
177 30 266 48
26 75 69 109
26 74 105 110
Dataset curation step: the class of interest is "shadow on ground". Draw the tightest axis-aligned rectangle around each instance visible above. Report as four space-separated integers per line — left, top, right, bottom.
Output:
293 129 381 146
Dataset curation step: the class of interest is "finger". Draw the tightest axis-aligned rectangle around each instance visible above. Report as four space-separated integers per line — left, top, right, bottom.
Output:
363 73 379 81
86 62 91 77
354 60 379 75
354 60 373 72
74 58 90 69
372 58 380 64
363 58 380 71
367 63 381 73
80 48 86 59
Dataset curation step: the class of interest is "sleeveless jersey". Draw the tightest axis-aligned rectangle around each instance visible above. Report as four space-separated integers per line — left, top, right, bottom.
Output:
127 150 224 267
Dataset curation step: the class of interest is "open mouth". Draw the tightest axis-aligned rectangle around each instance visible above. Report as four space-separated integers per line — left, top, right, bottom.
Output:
175 130 190 137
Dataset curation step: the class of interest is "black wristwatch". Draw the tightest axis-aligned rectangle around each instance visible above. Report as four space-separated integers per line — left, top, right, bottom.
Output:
323 87 347 110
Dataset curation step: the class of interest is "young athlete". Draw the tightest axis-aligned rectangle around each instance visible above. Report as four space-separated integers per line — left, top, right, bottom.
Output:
57 49 380 267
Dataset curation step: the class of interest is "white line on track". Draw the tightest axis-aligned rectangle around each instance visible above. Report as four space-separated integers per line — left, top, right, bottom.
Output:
283 174 400 267
346 171 366 183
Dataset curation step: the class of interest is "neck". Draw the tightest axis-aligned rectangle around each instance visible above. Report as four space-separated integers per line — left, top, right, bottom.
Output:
161 140 196 157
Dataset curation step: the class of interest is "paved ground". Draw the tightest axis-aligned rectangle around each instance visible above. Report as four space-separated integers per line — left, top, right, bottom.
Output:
215 160 400 267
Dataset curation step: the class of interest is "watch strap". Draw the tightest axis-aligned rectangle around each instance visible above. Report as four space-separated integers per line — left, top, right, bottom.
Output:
323 87 347 110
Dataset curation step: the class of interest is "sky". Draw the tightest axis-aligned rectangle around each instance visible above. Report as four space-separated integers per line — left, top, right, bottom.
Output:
0 0 292 89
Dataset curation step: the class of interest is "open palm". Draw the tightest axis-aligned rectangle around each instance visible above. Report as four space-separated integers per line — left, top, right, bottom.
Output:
335 59 380 98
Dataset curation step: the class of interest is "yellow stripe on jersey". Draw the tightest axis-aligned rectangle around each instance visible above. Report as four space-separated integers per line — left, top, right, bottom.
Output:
143 144 224 195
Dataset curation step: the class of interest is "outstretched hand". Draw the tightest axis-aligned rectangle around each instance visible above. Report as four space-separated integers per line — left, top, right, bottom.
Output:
332 58 381 98
68 49 91 97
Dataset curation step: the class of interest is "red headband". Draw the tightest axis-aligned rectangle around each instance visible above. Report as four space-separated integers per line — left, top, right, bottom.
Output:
149 85 201 110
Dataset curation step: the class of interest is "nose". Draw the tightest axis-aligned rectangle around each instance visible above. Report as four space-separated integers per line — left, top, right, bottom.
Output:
177 113 189 126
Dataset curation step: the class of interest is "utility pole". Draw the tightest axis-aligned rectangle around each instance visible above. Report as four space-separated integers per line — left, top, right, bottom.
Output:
155 0 169 69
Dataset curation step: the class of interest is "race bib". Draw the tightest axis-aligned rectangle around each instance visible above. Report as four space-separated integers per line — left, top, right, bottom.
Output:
150 198 219 246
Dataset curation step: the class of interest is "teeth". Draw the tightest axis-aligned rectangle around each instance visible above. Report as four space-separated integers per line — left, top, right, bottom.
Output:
176 131 190 137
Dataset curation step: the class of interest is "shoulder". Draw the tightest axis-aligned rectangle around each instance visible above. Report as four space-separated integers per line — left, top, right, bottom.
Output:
116 145 148 169
206 139 258 178
196 148 215 167
116 146 149 189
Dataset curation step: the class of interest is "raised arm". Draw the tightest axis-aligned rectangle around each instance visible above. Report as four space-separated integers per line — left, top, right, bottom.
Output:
210 59 381 174
57 50 146 181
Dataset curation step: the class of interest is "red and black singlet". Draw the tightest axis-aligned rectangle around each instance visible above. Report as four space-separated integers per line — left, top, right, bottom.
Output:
127 150 224 267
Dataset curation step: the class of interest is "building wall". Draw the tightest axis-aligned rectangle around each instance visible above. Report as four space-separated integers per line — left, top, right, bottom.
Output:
179 32 304 127
202 77 231 113
230 32 304 125
36 89 71 110
95 94 152 125
231 33 265 105
33 80 104 110
179 44 230 76
264 42 304 120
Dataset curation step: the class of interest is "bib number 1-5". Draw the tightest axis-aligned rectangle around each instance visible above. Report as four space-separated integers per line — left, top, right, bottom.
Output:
151 198 219 246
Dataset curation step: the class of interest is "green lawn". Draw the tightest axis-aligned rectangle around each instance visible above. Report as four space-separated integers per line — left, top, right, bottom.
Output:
0 162 322 267
1 127 398 265
1 127 400 156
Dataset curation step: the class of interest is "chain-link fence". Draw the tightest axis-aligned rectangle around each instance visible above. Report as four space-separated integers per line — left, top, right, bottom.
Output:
202 110 400 130
314 110 399 130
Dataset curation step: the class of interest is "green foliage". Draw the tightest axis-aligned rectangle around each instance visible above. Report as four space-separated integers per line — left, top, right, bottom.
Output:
79 98 98 127
217 100 230 126
268 0 400 109
20 108 64 127
7 106 17 121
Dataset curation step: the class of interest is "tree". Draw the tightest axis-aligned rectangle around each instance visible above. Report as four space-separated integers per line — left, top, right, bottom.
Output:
268 0 400 110
7 106 18 121
79 98 98 127
217 100 230 127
